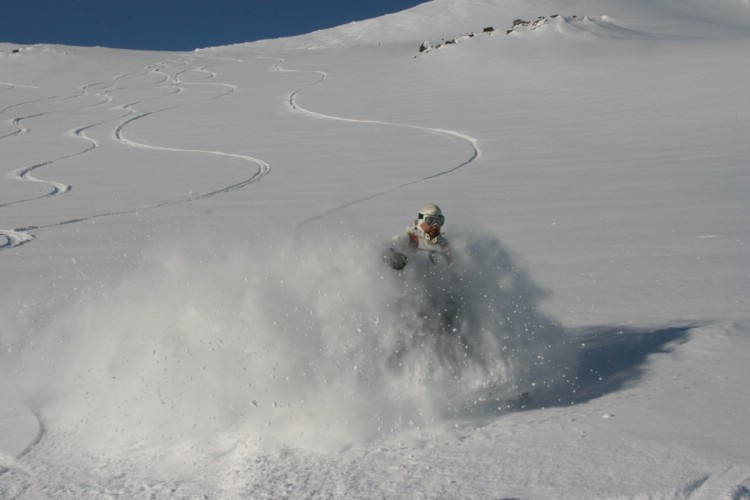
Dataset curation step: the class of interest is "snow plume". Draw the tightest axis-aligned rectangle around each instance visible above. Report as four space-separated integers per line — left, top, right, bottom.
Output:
14 230 573 453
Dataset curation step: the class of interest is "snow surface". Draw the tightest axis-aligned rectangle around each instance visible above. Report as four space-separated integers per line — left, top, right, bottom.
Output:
1 0 749 497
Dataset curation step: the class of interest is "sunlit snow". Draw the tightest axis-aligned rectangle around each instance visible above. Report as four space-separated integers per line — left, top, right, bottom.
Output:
1 0 749 497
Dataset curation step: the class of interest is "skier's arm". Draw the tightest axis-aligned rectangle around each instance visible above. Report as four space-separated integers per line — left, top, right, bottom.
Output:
383 247 408 270
383 233 410 270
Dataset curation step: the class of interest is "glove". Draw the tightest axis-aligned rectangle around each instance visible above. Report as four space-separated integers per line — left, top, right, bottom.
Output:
384 248 408 270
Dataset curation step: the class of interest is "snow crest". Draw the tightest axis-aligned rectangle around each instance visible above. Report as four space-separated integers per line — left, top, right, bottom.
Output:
11 231 572 453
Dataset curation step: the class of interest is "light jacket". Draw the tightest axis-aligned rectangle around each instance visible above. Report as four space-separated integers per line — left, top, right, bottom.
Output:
389 222 451 266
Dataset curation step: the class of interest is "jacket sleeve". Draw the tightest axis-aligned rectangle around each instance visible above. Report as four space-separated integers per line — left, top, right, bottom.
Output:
383 233 410 270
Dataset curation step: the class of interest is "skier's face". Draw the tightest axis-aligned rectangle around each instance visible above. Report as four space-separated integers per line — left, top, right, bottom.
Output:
420 220 442 238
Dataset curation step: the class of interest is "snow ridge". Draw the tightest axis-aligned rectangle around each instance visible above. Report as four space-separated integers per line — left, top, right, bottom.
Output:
416 14 656 55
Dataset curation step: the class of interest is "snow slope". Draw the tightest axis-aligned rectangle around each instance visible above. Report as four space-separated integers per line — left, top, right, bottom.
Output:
1 0 749 497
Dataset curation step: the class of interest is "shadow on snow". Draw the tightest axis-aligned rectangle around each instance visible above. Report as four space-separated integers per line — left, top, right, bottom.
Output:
527 324 694 411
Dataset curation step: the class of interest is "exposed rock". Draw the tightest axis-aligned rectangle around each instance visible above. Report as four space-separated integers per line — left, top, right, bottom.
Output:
416 15 599 55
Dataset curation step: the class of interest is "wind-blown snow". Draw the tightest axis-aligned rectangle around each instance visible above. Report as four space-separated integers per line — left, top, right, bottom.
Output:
1 0 749 497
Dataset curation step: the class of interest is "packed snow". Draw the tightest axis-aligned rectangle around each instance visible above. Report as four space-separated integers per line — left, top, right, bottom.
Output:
1 0 749 497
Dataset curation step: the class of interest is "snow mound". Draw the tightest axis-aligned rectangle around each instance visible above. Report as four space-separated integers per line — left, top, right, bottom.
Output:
506 15 648 39
416 15 645 55
417 29 493 55
11 231 573 453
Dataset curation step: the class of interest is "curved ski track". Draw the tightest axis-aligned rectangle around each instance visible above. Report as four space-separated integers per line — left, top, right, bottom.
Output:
0 56 270 252
112 58 269 207
0 70 154 208
0 408 46 479
272 59 482 224
0 70 159 249
0 76 129 208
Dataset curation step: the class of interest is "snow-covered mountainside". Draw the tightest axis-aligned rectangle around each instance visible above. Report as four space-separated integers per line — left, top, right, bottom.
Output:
1 0 749 497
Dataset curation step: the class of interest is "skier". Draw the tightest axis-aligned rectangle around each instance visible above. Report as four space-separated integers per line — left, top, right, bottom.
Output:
383 203 451 270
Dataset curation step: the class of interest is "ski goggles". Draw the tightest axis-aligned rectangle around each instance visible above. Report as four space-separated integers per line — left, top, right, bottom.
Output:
420 214 445 227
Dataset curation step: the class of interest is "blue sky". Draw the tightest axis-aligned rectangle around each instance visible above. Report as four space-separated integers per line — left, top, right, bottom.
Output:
1 0 428 51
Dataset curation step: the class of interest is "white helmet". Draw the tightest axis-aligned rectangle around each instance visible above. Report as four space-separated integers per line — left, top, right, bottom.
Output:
418 203 445 227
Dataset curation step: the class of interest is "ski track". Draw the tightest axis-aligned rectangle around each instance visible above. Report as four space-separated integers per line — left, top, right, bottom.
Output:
0 55 270 252
271 59 482 224
4 50 474 247
0 71 154 249
111 57 269 203
674 465 750 500
0 78 125 209
0 83 39 90
0 74 138 206
0 408 45 479
1 96 70 140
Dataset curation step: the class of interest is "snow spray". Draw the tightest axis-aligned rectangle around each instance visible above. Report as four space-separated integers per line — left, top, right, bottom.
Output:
9 230 575 453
